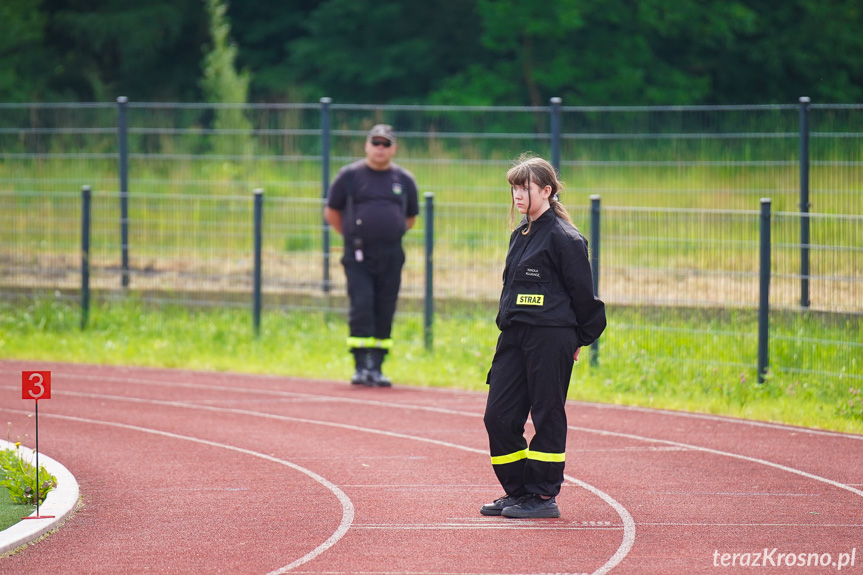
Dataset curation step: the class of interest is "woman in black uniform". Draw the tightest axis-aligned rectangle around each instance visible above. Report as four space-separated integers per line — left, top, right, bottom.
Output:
481 155 606 519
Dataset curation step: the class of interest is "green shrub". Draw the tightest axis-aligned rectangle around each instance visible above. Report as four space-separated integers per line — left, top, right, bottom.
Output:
0 446 57 506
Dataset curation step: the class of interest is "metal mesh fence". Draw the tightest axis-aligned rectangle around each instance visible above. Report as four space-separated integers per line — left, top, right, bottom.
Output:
559 105 801 213
2 100 860 211
600 206 761 307
776 211 862 313
811 105 863 217
1 191 82 302
1 100 860 386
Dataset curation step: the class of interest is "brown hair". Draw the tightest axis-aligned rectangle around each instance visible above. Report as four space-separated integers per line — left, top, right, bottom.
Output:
506 154 574 234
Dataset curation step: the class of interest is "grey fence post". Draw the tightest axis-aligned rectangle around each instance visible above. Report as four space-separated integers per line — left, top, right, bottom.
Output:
81 185 92 330
589 195 601 367
424 192 435 351
550 97 562 175
798 96 811 308
117 96 130 288
321 97 332 294
758 198 772 384
253 189 264 337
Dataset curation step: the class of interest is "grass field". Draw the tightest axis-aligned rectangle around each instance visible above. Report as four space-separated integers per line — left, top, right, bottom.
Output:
2 132 861 437
3 156 860 266
3 158 861 320
0 486 33 532
1 297 861 436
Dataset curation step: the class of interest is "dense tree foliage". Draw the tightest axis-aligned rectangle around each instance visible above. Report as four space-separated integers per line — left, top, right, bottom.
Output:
1 0 53 100
2 0 861 104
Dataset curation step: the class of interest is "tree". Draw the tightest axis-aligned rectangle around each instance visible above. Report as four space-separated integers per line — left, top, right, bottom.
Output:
227 0 318 102
284 0 482 103
705 0 863 103
0 0 52 101
4 0 863 105
200 0 252 156
426 0 863 106
39 0 206 101
428 0 741 106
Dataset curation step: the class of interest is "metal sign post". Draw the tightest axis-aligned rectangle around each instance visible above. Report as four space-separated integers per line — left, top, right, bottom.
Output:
20 371 55 520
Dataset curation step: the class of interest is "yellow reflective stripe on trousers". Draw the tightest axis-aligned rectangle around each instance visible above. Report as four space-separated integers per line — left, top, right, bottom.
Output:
527 450 565 463
490 449 565 465
490 449 528 465
347 336 376 348
346 337 393 349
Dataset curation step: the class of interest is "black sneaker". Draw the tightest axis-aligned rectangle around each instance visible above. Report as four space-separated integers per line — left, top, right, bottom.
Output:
501 494 560 518
350 369 371 385
480 494 520 516
367 369 392 387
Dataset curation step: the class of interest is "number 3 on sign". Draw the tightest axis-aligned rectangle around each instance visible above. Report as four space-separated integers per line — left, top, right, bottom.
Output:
22 371 51 400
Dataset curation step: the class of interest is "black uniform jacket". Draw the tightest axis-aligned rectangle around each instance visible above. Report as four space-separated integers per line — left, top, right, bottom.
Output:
496 209 606 348
327 160 420 247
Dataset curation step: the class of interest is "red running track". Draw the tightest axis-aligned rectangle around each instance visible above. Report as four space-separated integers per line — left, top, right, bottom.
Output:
1 360 862 574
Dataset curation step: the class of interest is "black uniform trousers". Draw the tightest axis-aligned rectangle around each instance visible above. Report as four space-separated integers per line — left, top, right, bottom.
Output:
342 241 405 346
483 322 578 498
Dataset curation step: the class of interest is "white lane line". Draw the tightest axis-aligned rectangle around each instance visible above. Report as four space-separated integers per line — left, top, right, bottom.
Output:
13 390 636 575
647 491 820 496
576 477 635 575
569 446 691 452
566 424 863 500
288 572 591 575
352 524 623 531
4 367 860 442
638 522 863 527
567 400 863 441
50 386 863 501
15 370 863 572
0 408 354 575
16 375 863 573
339 484 500 488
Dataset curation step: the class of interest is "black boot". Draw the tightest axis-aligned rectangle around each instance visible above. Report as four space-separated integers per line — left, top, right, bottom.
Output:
367 349 392 387
350 349 372 386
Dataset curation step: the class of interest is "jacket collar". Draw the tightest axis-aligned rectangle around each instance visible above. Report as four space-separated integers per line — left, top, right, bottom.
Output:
516 209 554 234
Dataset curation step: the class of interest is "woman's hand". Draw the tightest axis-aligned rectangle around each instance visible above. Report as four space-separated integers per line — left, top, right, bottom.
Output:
574 347 581 362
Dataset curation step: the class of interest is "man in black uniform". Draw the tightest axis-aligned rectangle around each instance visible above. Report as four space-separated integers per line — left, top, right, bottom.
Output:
324 124 419 387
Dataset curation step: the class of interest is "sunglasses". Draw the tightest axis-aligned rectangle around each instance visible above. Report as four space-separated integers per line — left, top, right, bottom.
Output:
370 139 393 148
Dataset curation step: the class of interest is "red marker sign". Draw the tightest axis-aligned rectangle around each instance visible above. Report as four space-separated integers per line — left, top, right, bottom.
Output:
22 371 51 400
19 370 55 519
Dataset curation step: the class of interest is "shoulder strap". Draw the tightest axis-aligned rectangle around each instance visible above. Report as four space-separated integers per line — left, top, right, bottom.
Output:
393 166 407 218
345 165 357 237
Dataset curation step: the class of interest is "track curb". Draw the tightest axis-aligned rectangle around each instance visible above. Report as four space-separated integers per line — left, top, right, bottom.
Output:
0 440 79 555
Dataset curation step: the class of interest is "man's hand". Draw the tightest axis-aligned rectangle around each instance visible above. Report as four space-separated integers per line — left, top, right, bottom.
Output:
574 347 581 362
323 206 343 235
